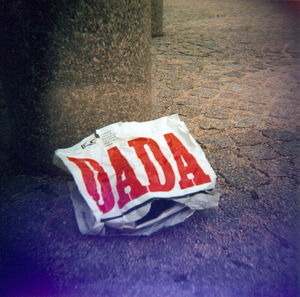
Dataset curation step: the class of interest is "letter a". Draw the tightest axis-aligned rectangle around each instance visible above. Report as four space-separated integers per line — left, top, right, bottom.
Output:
108 147 148 209
128 137 175 192
164 133 211 189
67 157 115 214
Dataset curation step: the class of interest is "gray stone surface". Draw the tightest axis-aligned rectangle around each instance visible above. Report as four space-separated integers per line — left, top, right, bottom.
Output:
262 129 298 142
207 151 244 171
0 0 152 174
253 158 295 178
189 87 219 99
1 0 300 296
198 117 231 131
230 131 269 146
239 143 280 161
256 180 299 216
151 0 163 36
199 134 235 150
220 166 268 190
270 141 300 157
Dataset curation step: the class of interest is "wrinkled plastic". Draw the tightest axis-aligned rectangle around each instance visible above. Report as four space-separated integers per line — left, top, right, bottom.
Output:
53 114 219 236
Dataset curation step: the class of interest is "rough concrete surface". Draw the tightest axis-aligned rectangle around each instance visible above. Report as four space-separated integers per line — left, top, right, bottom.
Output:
1 0 299 296
0 0 151 173
151 0 164 36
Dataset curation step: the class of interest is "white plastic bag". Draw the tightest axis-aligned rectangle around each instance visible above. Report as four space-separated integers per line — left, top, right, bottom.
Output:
53 114 219 236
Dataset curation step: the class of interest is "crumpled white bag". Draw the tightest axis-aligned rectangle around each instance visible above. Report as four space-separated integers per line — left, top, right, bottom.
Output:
53 114 219 236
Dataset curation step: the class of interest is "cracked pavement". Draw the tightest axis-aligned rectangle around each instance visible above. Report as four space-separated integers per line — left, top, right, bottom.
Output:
1 0 299 296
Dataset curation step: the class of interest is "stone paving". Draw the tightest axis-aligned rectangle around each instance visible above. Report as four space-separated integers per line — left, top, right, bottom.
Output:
1 0 299 297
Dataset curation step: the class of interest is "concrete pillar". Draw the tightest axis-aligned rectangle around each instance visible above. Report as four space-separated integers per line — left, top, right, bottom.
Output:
0 0 152 174
151 0 163 37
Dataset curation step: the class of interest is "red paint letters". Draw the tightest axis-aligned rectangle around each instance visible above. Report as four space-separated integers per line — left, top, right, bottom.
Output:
68 133 211 213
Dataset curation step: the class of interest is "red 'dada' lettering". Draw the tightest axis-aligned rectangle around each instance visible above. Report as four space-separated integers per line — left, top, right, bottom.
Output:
68 133 211 212
164 133 211 189
128 137 175 192
67 157 115 214
107 146 148 209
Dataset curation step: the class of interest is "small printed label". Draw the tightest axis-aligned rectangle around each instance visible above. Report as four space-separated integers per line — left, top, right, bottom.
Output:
100 130 117 148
